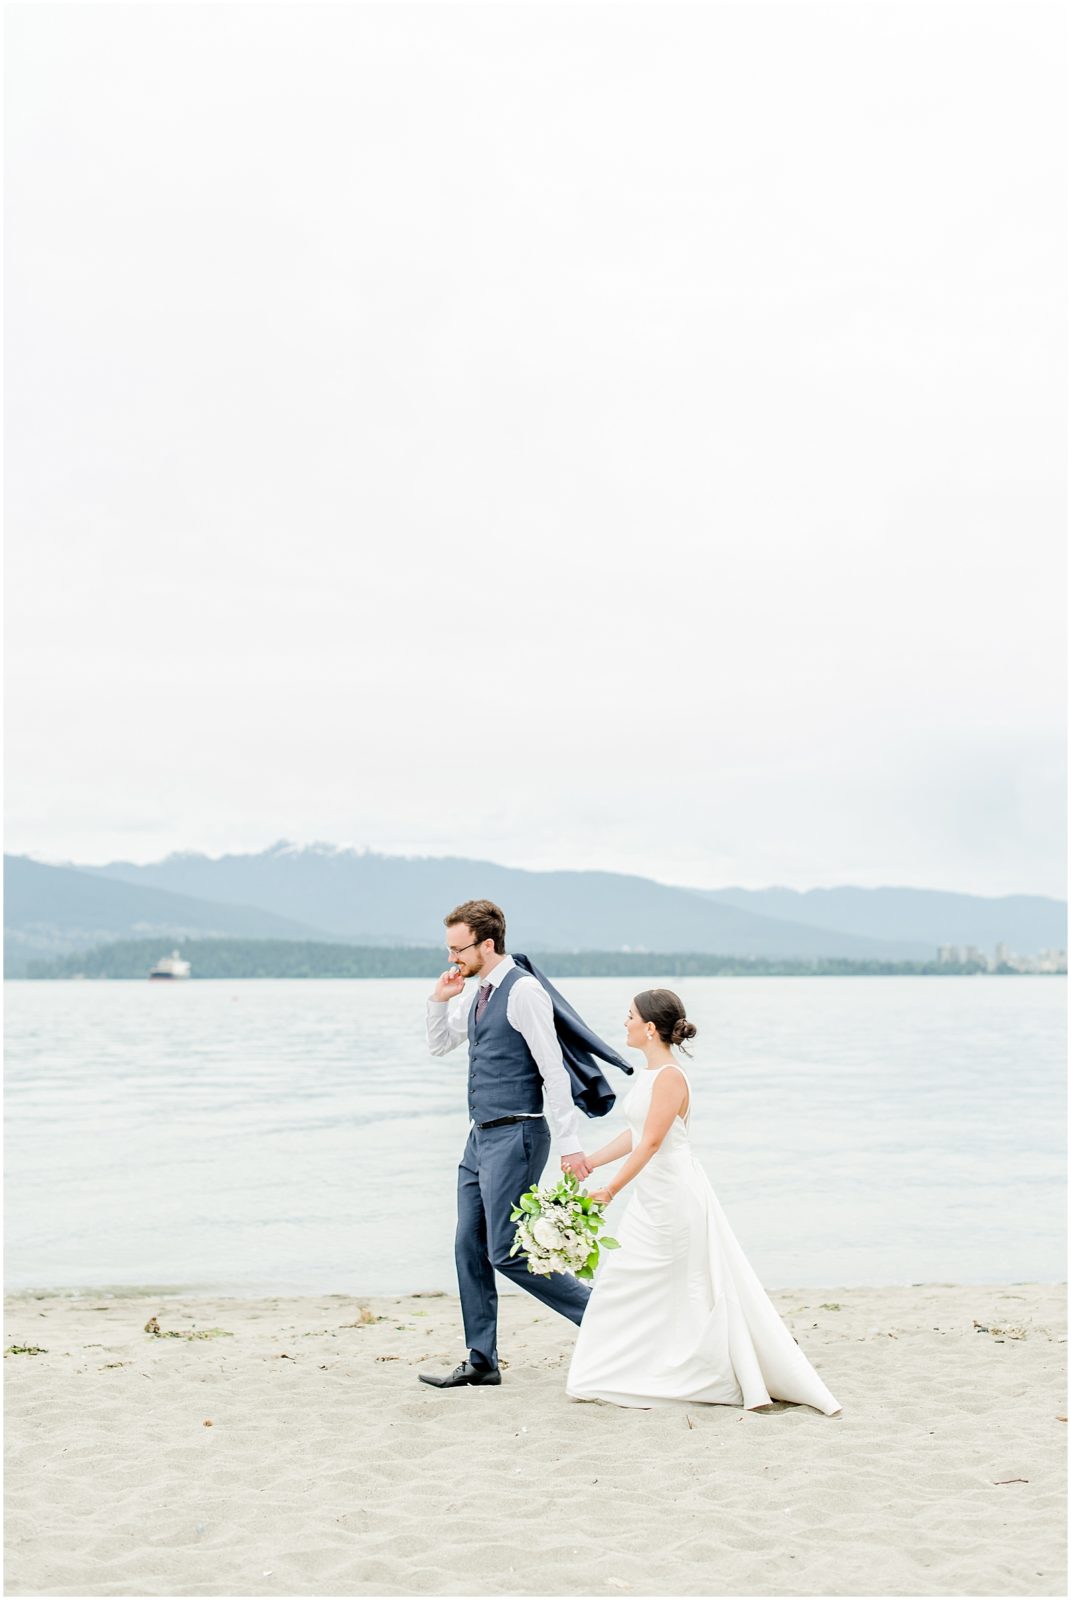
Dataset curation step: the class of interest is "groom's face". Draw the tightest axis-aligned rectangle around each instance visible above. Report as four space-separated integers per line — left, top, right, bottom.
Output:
445 923 489 978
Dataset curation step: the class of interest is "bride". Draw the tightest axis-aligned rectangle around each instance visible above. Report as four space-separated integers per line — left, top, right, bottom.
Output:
566 989 841 1414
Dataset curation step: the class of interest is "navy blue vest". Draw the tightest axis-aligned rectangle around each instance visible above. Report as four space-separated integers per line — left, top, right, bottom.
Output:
466 965 545 1124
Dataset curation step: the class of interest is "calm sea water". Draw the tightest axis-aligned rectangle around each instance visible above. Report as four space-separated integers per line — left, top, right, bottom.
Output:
4 977 1066 1295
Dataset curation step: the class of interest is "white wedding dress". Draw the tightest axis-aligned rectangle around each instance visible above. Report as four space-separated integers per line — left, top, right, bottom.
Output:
566 1064 841 1413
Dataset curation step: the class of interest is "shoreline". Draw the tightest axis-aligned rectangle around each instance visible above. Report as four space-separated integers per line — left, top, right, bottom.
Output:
5 1282 1066 1596
5 1275 1068 1303
10 971 1068 981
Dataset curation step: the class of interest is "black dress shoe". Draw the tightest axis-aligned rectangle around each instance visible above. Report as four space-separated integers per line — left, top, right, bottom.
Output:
418 1360 502 1389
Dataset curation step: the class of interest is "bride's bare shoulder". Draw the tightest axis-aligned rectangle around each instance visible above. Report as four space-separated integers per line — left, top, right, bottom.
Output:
652 1063 689 1115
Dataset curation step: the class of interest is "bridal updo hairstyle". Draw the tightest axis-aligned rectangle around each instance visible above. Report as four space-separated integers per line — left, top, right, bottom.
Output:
634 989 698 1056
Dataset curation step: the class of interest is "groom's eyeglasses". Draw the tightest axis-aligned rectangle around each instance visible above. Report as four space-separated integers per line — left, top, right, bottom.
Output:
446 940 480 958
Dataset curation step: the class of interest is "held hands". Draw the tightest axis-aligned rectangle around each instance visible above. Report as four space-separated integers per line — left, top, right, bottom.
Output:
431 966 466 1003
560 1151 593 1182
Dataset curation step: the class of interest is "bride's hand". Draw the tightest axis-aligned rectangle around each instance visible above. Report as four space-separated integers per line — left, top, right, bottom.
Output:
588 1187 614 1206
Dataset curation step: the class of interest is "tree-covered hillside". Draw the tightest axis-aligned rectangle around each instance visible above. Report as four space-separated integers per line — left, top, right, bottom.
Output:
14 938 1001 981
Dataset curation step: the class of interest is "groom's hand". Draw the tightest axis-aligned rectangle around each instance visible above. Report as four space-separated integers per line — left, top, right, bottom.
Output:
561 1151 592 1181
431 968 466 1002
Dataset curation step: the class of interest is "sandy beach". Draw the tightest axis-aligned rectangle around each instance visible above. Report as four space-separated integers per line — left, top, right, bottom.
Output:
4 1283 1066 1597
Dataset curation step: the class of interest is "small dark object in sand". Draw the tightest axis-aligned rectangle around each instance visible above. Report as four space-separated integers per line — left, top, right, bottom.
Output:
5 1345 47 1357
340 1309 383 1328
145 1317 233 1341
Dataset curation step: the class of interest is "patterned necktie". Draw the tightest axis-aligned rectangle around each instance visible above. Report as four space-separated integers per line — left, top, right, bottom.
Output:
475 983 492 1024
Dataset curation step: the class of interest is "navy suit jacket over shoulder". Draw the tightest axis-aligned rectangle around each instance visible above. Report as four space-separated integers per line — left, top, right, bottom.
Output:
511 952 633 1119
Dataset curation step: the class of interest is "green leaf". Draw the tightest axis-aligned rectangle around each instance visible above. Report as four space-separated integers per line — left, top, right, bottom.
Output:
600 1236 620 1250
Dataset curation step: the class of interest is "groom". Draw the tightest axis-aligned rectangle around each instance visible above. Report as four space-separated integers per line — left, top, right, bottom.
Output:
419 898 628 1389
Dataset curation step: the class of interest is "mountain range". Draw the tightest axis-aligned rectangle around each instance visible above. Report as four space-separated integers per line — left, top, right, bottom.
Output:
693 885 1067 955
4 843 1065 976
4 855 330 973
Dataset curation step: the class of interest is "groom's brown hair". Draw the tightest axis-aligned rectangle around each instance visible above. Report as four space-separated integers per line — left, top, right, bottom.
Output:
444 899 507 955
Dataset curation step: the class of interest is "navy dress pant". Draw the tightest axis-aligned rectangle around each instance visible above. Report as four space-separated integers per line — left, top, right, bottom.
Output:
455 1117 591 1369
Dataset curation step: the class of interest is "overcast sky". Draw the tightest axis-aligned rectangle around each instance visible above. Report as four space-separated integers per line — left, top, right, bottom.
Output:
5 1 1066 897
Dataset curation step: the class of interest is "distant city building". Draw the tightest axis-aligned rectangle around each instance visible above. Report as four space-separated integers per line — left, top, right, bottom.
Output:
936 943 1066 974
991 947 1067 974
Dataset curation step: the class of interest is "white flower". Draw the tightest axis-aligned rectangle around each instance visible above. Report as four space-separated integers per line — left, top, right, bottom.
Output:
532 1217 562 1250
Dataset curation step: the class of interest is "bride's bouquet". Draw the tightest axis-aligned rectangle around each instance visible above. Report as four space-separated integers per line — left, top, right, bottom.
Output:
509 1171 620 1281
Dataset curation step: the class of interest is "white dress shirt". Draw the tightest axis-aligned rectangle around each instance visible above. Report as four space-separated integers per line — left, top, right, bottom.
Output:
426 954 583 1154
